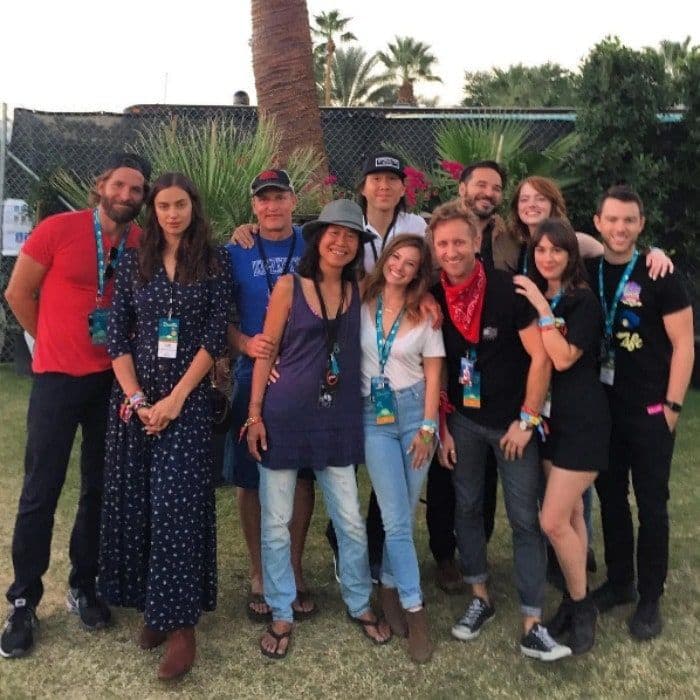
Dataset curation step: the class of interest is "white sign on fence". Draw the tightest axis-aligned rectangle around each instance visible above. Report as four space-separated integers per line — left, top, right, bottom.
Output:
2 199 32 256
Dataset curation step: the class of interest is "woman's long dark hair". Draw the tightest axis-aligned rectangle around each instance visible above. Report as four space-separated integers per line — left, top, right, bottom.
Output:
297 225 363 282
138 172 219 285
526 218 588 293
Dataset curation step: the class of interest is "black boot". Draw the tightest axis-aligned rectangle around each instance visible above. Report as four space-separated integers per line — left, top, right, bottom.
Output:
569 595 597 655
544 593 573 640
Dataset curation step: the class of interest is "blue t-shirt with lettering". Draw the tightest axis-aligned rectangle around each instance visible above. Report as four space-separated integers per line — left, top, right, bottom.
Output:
226 226 305 383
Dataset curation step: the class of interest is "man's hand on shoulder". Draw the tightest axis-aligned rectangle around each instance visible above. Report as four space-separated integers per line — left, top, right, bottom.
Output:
230 224 258 249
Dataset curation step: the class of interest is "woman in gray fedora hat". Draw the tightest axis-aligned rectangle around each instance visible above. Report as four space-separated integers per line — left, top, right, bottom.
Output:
242 199 392 659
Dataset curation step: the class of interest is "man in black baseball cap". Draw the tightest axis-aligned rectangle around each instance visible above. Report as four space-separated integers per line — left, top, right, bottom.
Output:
250 169 295 196
361 151 406 179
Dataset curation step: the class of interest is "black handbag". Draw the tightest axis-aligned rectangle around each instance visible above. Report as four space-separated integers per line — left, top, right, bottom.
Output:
209 367 232 435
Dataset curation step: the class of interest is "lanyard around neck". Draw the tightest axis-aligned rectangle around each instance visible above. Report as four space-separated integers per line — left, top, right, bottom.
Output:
598 249 639 339
313 277 346 360
549 289 563 312
375 294 405 375
256 233 296 295
367 210 400 263
93 208 129 299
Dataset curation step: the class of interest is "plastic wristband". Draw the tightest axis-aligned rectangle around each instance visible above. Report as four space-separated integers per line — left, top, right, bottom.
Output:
538 316 555 328
519 408 542 427
419 428 435 445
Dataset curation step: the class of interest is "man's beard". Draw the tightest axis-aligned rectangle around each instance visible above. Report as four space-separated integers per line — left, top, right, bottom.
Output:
101 195 141 224
464 195 498 220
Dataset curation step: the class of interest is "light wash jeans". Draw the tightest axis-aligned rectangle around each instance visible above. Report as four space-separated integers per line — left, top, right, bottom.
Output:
363 381 431 609
449 411 546 618
258 464 373 622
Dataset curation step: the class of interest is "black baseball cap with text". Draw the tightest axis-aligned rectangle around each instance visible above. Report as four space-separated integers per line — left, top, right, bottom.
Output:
250 169 295 196
360 151 406 179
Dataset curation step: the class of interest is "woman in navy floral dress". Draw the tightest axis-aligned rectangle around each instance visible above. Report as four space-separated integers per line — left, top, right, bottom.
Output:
99 172 230 681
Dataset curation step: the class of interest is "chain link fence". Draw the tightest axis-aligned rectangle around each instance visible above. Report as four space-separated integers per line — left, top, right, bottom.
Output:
0 102 577 365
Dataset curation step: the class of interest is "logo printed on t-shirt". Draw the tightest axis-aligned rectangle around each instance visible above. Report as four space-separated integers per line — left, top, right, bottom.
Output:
251 257 299 277
621 282 642 307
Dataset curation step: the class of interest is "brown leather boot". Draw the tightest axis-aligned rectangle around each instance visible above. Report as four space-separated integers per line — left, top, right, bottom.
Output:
406 607 433 664
157 627 196 680
379 586 408 638
138 624 167 650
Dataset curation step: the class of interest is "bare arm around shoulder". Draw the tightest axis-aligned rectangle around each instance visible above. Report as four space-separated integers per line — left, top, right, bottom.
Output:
662 306 695 431
4 252 48 338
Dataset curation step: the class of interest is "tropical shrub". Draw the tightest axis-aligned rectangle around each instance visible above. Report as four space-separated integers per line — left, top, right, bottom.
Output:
51 118 326 240
565 37 670 238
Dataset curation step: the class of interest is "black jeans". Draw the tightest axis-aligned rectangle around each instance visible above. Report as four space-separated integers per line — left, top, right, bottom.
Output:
595 400 676 603
6 371 113 608
426 447 498 563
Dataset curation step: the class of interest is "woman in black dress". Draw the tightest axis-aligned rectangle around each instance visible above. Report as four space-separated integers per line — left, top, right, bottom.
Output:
514 218 610 655
99 172 230 680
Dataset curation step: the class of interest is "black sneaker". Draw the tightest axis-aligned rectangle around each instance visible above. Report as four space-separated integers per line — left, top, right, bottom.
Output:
451 596 495 641
544 594 573 639
0 599 38 659
592 580 637 614
66 587 111 630
520 623 572 661
628 599 663 641
569 596 597 655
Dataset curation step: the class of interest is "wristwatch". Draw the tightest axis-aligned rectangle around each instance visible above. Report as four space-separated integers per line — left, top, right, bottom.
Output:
664 399 682 413
518 420 535 432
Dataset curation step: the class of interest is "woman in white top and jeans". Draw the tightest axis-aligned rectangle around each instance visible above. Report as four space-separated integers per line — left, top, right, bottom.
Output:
360 234 444 663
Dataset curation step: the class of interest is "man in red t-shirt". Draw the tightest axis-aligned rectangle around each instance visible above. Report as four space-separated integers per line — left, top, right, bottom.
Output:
1 153 150 659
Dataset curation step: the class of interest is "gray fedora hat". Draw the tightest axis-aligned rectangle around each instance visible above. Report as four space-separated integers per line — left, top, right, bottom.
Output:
301 199 373 243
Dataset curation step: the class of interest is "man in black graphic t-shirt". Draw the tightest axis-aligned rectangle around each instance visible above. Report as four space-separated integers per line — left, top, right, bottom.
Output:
587 186 694 641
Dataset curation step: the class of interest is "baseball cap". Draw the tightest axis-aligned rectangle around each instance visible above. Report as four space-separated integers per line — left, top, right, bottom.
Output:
361 151 405 179
250 169 295 196
105 152 151 181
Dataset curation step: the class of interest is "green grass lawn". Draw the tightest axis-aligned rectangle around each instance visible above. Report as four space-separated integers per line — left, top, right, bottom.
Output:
0 364 698 698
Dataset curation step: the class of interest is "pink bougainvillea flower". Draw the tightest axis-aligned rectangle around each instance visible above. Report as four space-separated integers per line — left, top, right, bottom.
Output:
440 160 464 181
323 174 338 186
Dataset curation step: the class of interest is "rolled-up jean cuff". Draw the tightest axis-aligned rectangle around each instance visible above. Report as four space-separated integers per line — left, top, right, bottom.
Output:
348 604 371 620
521 605 542 618
380 573 395 588
463 573 488 585
272 613 294 623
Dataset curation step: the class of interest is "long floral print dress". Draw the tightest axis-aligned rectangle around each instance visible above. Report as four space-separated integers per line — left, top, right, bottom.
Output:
99 247 230 632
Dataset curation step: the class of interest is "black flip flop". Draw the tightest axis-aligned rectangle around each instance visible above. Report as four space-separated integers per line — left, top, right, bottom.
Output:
292 590 318 621
346 610 392 645
260 624 293 660
246 590 272 623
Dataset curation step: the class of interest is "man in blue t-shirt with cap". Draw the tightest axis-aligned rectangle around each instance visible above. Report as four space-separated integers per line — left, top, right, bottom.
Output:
225 169 316 622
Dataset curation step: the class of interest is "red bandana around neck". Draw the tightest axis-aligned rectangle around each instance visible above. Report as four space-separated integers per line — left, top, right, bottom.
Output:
440 260 486 344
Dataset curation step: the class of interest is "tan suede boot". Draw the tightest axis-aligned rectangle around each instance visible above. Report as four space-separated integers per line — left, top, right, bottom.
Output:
406 607 433 663
138 624 167 650
157 627 196 680
379 586 408 638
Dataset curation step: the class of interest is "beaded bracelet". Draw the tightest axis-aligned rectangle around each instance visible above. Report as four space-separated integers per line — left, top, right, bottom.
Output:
238 415 263 442
537 316 555 328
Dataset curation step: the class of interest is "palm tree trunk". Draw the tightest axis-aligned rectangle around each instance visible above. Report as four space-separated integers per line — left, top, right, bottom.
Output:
324 38 335 106
251 0 328 174
397 79 416 106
